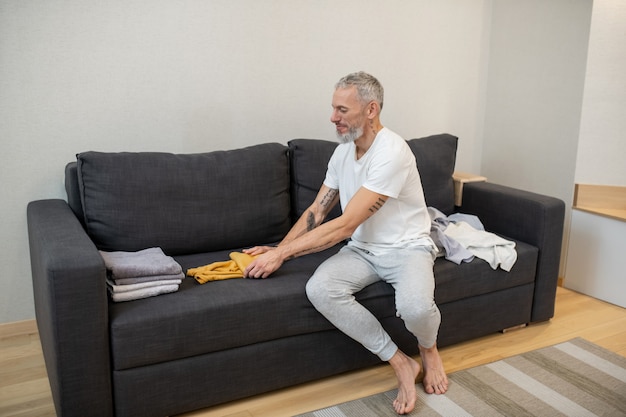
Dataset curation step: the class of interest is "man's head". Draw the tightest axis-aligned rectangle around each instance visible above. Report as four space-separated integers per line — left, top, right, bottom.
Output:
331 72 384 143
335 71 384 110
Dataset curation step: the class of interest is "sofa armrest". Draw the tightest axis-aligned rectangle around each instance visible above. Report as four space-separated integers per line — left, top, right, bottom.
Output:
27 199 113 417
458 182 565 322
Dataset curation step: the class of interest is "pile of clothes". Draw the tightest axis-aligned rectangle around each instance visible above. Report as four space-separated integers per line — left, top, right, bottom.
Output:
100 247 184 302
429 207 517 271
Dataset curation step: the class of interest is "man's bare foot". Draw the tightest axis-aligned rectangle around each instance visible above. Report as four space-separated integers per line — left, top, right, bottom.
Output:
419 343 448 394
388 350 420 414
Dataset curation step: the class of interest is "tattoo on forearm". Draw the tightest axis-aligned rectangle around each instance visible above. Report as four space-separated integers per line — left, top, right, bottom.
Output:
306 210 316 231
320 189 339 208
289 241 331 259
368 197 386 213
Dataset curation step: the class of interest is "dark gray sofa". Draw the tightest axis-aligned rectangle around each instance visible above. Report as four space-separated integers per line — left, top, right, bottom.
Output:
27 134 565 417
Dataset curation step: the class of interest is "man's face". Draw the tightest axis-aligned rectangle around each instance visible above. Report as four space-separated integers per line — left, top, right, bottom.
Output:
331 86 367 143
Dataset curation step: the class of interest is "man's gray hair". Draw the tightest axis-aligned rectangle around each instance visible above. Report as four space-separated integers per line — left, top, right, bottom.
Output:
335 71 384 110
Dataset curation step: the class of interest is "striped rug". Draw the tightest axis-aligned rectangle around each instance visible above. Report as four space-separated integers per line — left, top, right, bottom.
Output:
296 338 626 416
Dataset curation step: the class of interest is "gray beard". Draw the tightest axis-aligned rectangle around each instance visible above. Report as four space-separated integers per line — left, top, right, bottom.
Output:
337 125 364 144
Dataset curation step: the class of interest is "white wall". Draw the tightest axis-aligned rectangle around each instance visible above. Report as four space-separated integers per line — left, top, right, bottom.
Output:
564 0 626 307
482 0 592 197
574 0 626 186
481 0 593 275
0 1 492 323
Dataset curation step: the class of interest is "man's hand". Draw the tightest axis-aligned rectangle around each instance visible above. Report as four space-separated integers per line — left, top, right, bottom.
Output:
243 247 284 279
243 246 274 256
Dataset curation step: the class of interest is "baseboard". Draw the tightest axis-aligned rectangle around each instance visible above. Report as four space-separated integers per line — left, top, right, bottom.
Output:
558 276 564 287
0 319 37 339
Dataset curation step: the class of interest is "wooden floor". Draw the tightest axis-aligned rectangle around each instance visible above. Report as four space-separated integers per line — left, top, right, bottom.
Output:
1 286 625 417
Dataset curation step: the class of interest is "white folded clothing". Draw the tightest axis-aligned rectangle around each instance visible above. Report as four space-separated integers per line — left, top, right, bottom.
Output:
107 279 182 293
444 221 517 271
99 247 183 279
112 272 185 286
107 283 179 302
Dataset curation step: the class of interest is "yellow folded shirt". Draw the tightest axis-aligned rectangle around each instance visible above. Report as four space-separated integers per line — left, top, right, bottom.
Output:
187 252 257 284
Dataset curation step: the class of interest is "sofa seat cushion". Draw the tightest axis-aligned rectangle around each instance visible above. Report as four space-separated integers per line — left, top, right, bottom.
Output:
433 238 538 304
76 143 291 255
109 244 344 371
109 238 538 371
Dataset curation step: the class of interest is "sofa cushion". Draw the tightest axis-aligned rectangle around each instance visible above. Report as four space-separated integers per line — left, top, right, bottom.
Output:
407 134 458 214
288 139 341 221
109 245 345 371
109 238 537 371
76 143 291 255
64 162 84 226
288 134 458 221
433 239 538 304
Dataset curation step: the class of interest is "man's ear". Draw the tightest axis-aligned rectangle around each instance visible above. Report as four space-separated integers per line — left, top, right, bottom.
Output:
367 101 380 119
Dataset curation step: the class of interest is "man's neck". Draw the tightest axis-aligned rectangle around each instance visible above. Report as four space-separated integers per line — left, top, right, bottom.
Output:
354 121 384 159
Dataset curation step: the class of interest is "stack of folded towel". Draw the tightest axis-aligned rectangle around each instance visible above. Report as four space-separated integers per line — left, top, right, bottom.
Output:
100 247 185 302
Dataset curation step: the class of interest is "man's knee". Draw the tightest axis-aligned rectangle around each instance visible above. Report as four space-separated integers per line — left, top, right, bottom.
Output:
397 297 438 323
305 274 332 309
306 274 348 309
305 277 321 303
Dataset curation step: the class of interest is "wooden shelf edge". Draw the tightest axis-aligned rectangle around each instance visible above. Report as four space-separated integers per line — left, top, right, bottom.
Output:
573 183 626 222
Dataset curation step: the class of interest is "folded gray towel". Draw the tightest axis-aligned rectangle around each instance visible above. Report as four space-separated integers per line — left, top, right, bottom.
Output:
107 283 179 302
99 247 183 279
112 272 185 286
106 278 182 293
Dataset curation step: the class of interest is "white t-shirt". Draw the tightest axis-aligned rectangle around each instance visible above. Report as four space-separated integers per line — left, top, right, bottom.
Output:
324 127 433 254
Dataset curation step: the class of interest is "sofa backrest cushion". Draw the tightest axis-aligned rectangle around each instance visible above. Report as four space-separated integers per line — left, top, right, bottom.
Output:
407 134 458 214
288 139 342 222
65 162 84 225
288 134 458 219
75 143 291 255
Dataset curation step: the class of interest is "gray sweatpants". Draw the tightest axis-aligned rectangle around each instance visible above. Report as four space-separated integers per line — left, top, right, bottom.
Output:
306 244 441 362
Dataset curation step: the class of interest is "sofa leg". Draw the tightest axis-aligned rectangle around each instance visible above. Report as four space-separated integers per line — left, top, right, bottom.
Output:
500 323 527 333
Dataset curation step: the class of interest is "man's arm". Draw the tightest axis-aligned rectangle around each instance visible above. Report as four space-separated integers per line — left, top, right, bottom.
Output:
244 185 388 278
243 184 339 257
282 185 341 246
